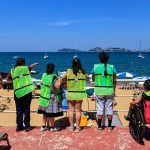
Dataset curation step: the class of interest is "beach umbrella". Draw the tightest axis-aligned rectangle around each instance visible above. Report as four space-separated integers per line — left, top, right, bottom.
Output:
116 72 136 78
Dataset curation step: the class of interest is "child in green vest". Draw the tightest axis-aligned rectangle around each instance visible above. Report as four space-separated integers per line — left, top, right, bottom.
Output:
92 52 117 132
38 63 63 132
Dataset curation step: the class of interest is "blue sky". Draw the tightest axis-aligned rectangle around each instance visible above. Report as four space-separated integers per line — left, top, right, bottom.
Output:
0 0 150 52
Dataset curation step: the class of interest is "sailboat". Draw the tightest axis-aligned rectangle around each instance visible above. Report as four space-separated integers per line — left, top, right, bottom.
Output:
73 40 78 59
44 48 48 59
138 52 144 58
138 40 144 58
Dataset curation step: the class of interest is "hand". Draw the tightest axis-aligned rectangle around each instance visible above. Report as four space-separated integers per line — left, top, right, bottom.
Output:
129 102 135 109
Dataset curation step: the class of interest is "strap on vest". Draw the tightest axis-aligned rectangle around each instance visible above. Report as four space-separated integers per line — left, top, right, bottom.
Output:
95 74 113 76
39 95 49 101
14 84 33 92
68 90 85 93
95 86 113 88
67 79 85 81
41 83 51 88
12 74 30 80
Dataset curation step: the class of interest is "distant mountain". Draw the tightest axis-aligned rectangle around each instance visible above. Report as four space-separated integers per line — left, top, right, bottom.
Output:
88 47 103 52
88 47 131 52
57 48 82 52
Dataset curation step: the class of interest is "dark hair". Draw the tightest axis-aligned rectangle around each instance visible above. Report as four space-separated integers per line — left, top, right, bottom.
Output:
15 58 25 67
144 79 150 90
72 58 85 76
98 51 109 76
46 63 55 74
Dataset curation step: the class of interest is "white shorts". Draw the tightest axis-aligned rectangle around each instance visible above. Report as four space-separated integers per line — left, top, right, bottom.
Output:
96 94 114 115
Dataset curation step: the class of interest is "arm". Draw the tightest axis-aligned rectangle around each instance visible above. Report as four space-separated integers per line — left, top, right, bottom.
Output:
92 74 95 82
86 74 89 82
28 62 38 71
113 74 116 94
54 78 61 90
30 62 38 68
130 94 142 107
60 73 67 89
91 67 95 82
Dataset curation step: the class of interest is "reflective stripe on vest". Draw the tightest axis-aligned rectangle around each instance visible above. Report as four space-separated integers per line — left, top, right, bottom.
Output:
67 69 87 100
94 64 114 95
38 73 54 107
142 91 150 124
11 66 34 98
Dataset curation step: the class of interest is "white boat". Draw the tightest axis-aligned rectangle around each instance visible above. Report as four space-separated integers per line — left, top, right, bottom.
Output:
13 56 18 59
138 52 144 58
44 48 48 59
44 55 48 59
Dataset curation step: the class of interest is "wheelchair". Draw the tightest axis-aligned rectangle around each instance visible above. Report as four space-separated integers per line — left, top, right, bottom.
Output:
129 103 146 144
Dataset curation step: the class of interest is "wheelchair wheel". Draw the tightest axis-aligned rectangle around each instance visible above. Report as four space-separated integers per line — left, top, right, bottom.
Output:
129 105 145 144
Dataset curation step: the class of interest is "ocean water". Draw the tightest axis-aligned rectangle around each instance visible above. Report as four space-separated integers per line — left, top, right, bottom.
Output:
0 52 149 79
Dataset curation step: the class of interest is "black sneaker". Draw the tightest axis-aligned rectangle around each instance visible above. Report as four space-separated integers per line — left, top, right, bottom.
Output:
16 128 23 132
25 127 33 132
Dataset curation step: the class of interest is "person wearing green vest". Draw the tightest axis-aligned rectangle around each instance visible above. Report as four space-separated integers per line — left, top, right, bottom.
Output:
38 63 63 132
92 52 116 132
61 58 89 132
10 58 36 132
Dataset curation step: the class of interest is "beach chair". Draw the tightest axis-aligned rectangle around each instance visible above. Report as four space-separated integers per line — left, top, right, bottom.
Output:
0 132 10 147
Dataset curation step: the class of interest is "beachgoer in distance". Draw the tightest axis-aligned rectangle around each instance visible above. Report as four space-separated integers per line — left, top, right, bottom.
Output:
10 58 36 132
61 58 89 132
38 63 63 132
92 51 116 132
127 79 150 127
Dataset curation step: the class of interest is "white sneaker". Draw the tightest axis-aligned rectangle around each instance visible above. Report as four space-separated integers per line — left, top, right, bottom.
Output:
50 127 58 132
40 126 48 132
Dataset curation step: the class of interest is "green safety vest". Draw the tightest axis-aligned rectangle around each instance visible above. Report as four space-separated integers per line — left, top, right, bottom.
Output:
142 91 150 98
38 73 55 107
11 66 34 98
67 69 87 100
94 64 114 95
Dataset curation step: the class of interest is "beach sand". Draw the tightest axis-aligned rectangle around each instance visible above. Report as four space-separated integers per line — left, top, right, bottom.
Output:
0 87 140 127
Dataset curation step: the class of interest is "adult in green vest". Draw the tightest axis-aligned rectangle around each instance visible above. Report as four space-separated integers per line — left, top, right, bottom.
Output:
38 63 63 132
92 52 116 132
10 58 36 132
61 58 89 132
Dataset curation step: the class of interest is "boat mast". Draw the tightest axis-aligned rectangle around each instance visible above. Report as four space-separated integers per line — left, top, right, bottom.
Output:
139 40 141 52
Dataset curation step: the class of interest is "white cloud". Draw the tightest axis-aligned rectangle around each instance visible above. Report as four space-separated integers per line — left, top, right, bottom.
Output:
47 20 75 26
46 17 124 27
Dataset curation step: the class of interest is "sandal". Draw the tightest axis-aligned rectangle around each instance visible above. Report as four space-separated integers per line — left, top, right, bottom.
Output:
75 127 81 133
69 127 74 132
